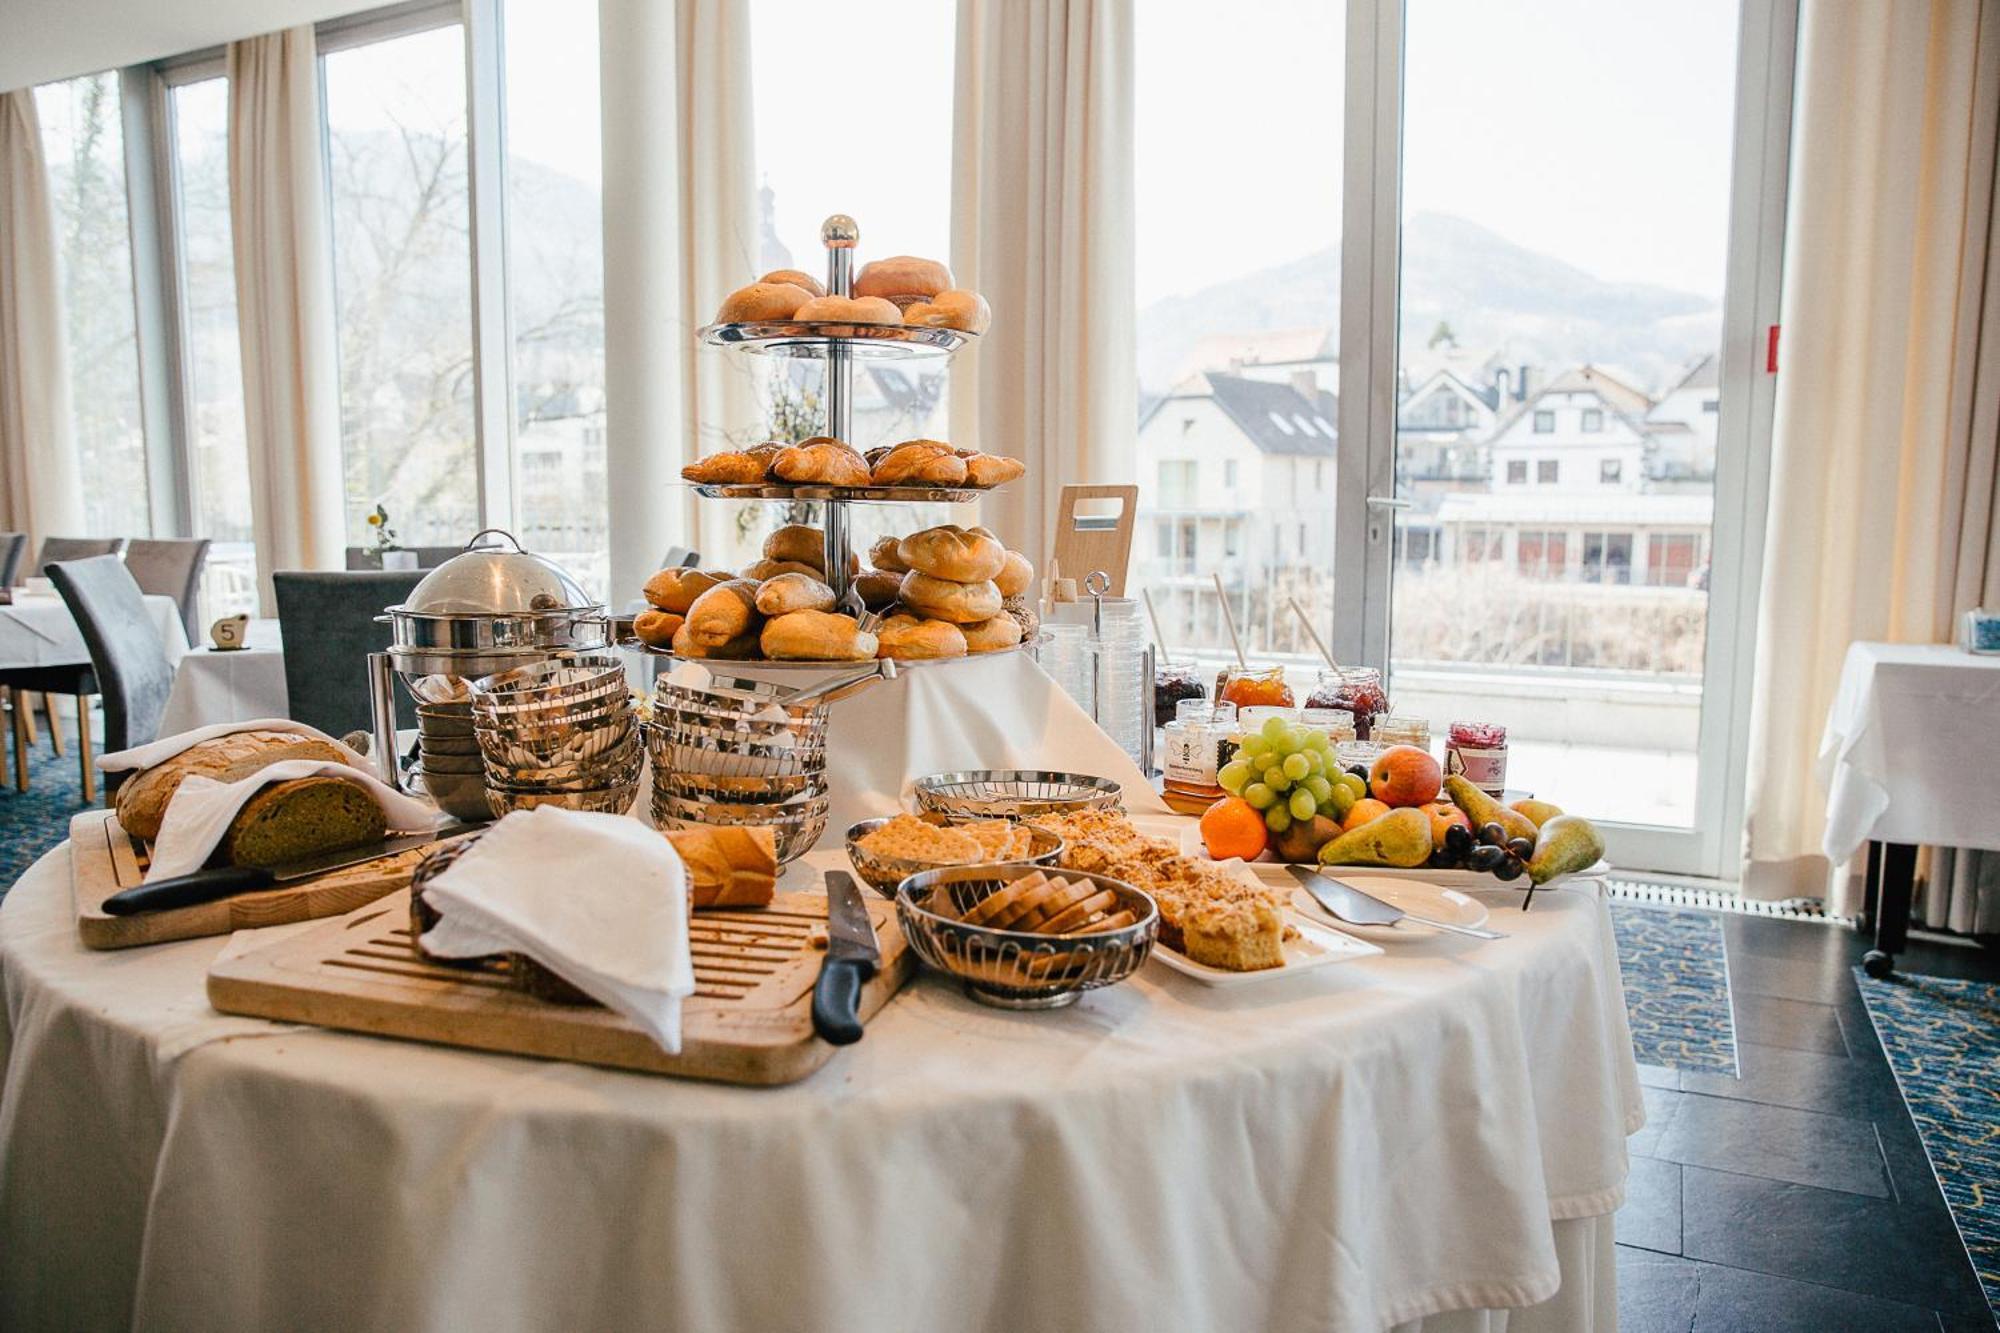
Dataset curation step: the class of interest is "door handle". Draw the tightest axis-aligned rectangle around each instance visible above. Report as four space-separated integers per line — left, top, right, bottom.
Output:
1365 495 1413 509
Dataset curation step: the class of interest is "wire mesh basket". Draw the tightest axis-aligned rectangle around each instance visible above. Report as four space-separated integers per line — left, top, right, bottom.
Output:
844 816 1064 899
910 770 1125 820
650 789 830 865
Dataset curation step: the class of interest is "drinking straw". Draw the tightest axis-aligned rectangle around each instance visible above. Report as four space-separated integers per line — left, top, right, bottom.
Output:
1288 598 1341 672
1142 587 1172 661
1211 572 1247 667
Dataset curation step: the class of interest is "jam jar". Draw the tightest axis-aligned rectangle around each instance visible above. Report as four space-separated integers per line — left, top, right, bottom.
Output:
1216 664 1295 710
1304 666 1388 738
1446 721 1509 797
1154 660 1209 729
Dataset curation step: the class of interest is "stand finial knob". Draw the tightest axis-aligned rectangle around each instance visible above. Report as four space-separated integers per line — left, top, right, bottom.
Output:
822 214 859 249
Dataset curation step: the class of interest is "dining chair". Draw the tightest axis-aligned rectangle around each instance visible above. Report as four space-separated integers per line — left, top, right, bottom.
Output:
34 535 126 574
123 538 211 644
0 556 172 802
0 532 25 588
272 569 427 738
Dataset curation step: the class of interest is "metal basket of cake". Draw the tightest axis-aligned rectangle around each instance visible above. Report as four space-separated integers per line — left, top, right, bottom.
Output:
896 864 1158 1009
469 655 641 817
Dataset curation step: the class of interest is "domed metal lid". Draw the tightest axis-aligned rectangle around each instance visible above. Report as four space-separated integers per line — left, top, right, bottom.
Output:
395 530 599 616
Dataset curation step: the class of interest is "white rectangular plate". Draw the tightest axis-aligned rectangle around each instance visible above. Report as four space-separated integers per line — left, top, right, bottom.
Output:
1151 910 1382 987
1174 824 1610 890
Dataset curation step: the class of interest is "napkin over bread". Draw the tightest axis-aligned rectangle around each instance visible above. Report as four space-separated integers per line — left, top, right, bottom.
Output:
146 760 439 880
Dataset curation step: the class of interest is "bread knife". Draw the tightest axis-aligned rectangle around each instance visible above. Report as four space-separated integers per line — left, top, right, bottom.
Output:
811 871 880 1045
101 823 479 916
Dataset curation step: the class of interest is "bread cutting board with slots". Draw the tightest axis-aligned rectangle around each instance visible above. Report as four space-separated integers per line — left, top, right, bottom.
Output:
69 808 436 951
207 887 913 1086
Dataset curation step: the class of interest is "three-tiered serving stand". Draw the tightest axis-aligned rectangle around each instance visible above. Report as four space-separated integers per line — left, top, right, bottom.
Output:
685 213 988 633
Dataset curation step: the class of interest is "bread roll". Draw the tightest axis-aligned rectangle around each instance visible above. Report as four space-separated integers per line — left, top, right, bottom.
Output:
961 614 1025 654
853 569 904 609
742 558 823 583
763 523 827 570
754 572 836 616
644 567 732 613
964 454 1027 488
899 571 1002 624
671 619 759 660
994 550 1034 599
223 776 387 869
115 730 362 842
633 609 684 648
903 289 991 334
793 295 903 325
853 256 953 303
898 525 1007 583
772 438 872 487
758 268 824 298
665 826 779 907
1001 596 1042 643
682 579 761 648
869 535 910 573
716 282 813 323
760 610 879 662
682 443 783 485
876 614 967 660
872 441 969 487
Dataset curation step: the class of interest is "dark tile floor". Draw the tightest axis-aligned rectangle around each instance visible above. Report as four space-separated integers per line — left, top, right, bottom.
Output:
1615 911 2000 1331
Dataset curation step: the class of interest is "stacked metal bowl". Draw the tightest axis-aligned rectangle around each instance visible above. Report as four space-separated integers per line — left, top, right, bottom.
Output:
645 673 830 864
414 698 489 822
469 655 641 816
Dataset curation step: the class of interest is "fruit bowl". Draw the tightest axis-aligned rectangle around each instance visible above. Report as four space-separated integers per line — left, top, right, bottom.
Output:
1174 824 1612 890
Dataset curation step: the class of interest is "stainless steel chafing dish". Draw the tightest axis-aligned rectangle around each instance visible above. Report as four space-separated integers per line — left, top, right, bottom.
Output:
367 530 610 794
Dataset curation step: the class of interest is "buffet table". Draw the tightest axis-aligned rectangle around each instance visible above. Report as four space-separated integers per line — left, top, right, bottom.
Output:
0 830 1639 1332
158 618 286 735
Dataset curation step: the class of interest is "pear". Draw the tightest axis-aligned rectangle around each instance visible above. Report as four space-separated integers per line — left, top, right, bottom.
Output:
1510 798 1564 828
1316 807 1432 869
1527 815 1606 884
1443 775 1540 847
1273 813 1343 864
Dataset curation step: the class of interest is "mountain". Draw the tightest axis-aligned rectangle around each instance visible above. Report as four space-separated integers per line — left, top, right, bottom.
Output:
1137 212 1720 397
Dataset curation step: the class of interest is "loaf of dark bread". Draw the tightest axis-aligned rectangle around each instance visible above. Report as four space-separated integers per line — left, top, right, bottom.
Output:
116 730 361 841
221 777 386 869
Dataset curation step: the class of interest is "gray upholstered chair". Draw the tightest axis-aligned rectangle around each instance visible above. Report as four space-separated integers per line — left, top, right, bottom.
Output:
34 535 125 573
1 556 172 802
272 569 427 739
124 538 211 644
0 532 25 589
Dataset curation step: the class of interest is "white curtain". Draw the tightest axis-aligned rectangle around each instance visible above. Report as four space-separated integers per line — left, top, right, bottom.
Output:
1742 0 2000 915
0 89 84 551
228 27 346 613
950 0 1136 576
599 0 756 600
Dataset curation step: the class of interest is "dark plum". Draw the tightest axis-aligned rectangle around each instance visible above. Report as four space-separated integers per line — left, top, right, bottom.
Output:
1443 823 1475 855
1467 844 1508 872
1491 856 1525 882
1479 822 1508 846
1506 837 1534 859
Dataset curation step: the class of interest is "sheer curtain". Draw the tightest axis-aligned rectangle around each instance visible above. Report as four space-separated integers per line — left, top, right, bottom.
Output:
949 0 1136 575
0 89 84 550
1742 0 2000 915
228 27 346 612
598 0 756 601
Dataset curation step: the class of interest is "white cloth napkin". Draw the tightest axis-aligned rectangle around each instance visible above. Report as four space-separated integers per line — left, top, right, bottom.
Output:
417 807 696 1053
147 760 441 880
98 717 368 774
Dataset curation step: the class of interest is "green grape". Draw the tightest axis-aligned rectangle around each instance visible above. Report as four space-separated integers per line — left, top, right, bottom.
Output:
1330 785 1358 818
1336 772 1368 799
1260 715 1291 743
1281 752 1311 781
1304 731 1333 753
1284 727 1312 752
1303 776 1333 803
1217 760 1252 794
1288 789 1317 821
1264 806 1292 834
1266 770 1293 793
1239 737 1268 763
1243 782 1276 810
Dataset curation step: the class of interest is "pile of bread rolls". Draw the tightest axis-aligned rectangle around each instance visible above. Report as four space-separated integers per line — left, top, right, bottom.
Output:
715 257 990 335
632 522 1039 663
683 435 1025 492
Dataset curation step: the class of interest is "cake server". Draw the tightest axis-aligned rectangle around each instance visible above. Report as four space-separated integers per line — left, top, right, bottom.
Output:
102 823 480 916
1286 865 1506 940
811 871 880 1045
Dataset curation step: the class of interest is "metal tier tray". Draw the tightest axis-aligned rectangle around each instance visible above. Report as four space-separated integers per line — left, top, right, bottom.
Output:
687 481 996 504
696 320 977 359
620 634 1047 671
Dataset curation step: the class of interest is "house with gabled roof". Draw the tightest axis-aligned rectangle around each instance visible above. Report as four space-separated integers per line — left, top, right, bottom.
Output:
1487 365 1654 493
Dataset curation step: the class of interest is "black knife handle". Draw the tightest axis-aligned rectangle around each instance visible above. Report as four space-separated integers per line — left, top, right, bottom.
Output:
101 865 277 916
811 955 876 1045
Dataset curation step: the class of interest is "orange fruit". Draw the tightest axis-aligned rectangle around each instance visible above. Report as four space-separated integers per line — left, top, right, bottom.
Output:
1200 796 1268 862
1342 797 1392 832
1369 745 1443 807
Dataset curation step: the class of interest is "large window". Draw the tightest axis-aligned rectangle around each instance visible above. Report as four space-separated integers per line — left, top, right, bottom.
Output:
34 72 150 536
322 22 480 549
167 74 257 616
504 0 607 594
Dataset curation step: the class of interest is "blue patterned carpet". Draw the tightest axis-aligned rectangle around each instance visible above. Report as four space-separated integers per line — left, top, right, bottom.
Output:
1856 969 2000 1320
0 738 90 899
1609 899 1738 1075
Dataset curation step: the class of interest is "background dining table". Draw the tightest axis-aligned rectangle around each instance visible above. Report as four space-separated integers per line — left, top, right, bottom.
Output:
157 618 287 735
0 590 189 672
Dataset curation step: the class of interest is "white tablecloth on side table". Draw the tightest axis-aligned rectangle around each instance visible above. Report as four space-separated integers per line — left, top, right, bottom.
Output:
1818 641 2000 861
158 619 287 735
0 593 189 672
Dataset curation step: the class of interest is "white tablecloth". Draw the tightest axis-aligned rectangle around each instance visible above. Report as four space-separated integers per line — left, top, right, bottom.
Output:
0 592 189 672
1818 641 2000 861
158 619 286 735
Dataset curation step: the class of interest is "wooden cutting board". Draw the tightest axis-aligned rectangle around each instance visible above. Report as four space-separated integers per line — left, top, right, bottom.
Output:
207 886 913 1086
69 808 443 951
